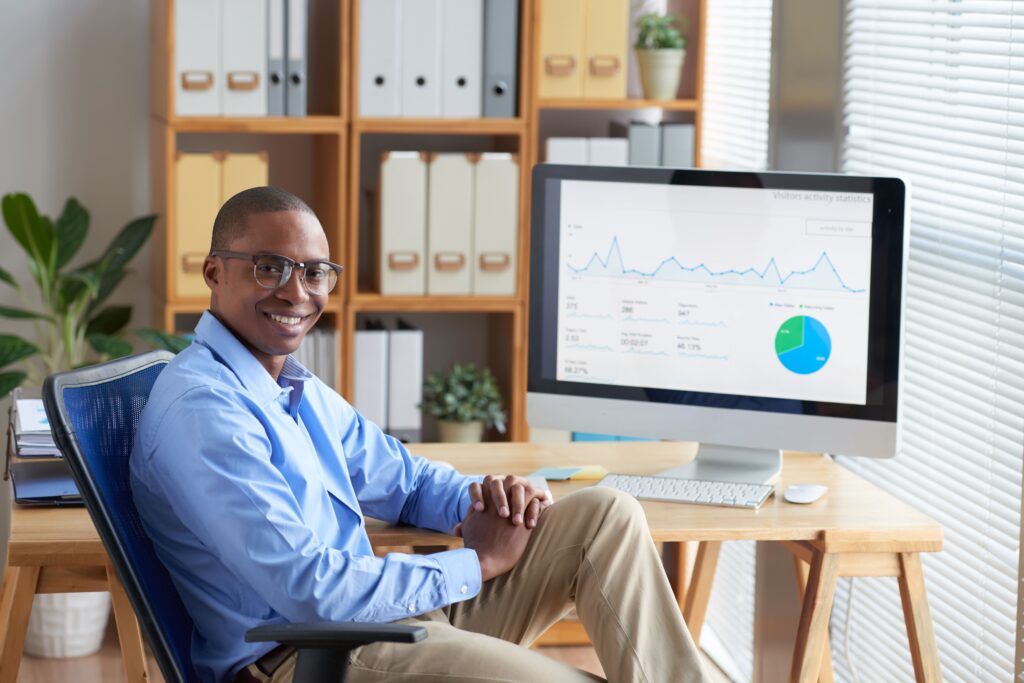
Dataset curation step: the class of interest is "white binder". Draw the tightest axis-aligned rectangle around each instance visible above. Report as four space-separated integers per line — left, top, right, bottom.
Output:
441 0 483 118
174 0 221 116
661 122 696 168
545 137 588 164
387 325 424 442
473 153 518 295
222 0 268 117
427 154 475 295
286 0 308 116
379 152 428 295
267 0 287 116
359 0 402 117
354 329 389 427
400 0 442 117
587 138 628 166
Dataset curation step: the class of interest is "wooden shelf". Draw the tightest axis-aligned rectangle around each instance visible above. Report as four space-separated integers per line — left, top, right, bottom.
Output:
162 298 344 313
349 295 520 314
536 98 699 112
353 117 525 135
161 115 345 134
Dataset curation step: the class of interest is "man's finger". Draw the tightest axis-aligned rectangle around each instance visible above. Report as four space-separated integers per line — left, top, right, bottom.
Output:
468 481 486 511
509 483 526 525
525 498 542 528
453 522 464 537
488 476 509 517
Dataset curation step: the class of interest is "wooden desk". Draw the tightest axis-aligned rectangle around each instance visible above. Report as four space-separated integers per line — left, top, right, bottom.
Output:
0 443 943 683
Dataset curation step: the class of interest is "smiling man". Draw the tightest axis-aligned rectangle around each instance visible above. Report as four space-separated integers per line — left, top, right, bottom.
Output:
130 187 707 683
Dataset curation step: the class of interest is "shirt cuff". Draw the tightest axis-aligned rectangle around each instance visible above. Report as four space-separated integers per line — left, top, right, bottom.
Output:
432 548 481 605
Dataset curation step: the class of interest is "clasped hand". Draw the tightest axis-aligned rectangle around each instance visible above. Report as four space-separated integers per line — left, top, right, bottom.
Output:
453 475 554 582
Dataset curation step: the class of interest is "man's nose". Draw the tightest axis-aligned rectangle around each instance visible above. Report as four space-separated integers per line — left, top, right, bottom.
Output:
276 267 310 303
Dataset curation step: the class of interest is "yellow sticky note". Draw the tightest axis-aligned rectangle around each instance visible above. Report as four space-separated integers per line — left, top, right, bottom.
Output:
570 466 609 480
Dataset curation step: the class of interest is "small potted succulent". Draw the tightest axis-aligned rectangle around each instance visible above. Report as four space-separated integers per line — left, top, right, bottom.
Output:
635 11 688 100
420 363 507 443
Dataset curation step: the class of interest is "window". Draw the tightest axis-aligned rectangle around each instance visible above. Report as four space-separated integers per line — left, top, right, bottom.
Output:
838 2 1023 680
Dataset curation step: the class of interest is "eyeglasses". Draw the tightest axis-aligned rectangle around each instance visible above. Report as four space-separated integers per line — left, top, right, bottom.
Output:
211 250 343 295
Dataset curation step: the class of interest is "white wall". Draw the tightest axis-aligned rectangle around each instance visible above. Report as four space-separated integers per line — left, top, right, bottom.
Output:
0 1 152 338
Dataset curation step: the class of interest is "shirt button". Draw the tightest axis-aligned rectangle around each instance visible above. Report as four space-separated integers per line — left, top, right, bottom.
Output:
460 584 468 595
408 602 416 613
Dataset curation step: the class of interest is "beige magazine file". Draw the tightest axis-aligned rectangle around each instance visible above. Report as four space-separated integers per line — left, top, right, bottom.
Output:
472 153 518 295
379 151 428 295
427 153 475 295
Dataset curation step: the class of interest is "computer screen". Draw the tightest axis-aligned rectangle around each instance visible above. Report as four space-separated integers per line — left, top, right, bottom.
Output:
527 165 908 481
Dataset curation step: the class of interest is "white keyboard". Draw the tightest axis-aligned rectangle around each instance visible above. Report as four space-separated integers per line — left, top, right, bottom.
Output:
597 473 775 510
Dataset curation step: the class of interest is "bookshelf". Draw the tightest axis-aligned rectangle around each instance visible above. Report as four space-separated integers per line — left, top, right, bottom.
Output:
150 0 706 443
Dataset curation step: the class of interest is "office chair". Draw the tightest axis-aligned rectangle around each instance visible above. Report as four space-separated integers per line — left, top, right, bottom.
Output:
42 350 425 683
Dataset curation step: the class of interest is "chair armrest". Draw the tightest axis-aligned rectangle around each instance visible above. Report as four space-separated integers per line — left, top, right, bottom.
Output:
246 622 427 649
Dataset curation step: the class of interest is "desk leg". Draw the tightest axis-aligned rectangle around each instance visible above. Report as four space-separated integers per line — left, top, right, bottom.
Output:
792 556 835 683
662 542 688 610
897 553 941 683
683 541 721 643
107 566 150 683
790 551 838 683
0 565 40 683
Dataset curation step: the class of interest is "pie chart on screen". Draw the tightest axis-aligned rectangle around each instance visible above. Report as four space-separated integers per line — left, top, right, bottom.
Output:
775 316 831 375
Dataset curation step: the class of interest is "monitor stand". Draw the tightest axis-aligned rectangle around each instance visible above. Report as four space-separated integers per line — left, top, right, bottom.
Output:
657 443 782 486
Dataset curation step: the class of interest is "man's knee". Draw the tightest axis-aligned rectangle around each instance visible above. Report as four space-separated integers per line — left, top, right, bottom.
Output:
555 486 646 528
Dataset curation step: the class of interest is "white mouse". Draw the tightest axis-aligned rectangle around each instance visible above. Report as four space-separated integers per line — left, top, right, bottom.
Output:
783 483 828 504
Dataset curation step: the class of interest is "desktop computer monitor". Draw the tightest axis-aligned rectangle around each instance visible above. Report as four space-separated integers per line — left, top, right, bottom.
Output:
527 165 908 484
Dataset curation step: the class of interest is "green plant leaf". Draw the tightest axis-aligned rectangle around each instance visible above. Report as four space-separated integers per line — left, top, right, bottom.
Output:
54 198 90 270
87 333 133 359
0 266 16 288
100 214 156 276
136 328 192 354
2 193 58 281
2 193 44 261
86 306 132 336
86 267 127 315
0 306 50 321
55 269 100 316
0 335 38 369
0 371 27 397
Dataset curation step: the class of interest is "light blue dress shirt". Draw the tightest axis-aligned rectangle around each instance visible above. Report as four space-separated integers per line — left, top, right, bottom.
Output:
130 312 482 683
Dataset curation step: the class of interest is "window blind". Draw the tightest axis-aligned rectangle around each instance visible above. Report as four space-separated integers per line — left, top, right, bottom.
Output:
699 0 774 171
838 3 1023 682
697 1 773 680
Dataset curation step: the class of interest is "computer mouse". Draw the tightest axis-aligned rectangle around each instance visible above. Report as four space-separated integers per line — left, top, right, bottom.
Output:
783 483 828 504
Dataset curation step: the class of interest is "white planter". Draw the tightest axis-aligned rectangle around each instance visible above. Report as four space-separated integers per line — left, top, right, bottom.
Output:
637 48 686 100
25 592 111 658
438 420 485 443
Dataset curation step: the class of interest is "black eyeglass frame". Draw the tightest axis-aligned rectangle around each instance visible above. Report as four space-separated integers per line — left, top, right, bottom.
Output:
210 250 344 295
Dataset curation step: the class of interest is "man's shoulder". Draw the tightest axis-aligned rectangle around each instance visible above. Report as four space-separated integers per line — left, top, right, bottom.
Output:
141 345 249 433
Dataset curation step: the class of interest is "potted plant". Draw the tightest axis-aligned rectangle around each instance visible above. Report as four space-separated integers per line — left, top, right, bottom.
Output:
420 363 507 443
635 10 688 100
0 193 188 394
0 192 185 658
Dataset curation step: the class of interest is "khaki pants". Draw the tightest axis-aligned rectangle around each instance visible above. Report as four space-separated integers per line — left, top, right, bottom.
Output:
259 487 707 682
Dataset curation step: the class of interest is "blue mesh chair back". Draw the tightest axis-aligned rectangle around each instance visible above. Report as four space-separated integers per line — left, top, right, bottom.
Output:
43 351 195 683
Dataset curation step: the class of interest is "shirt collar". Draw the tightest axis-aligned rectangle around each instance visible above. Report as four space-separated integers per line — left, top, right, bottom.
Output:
194 311 311 406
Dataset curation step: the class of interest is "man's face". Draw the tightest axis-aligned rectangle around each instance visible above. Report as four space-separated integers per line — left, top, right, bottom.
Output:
204 210 330 376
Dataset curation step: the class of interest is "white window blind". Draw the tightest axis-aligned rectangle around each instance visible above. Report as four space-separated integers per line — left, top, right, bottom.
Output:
696 2 773 680
699 0 773 171
838 2 1024 682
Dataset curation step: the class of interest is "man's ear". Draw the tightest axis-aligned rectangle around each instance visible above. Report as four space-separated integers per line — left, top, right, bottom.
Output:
202 255 220 289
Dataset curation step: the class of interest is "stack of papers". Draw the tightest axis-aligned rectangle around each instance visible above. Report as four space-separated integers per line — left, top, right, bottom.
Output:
9 395 60 458
5 389 80 506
